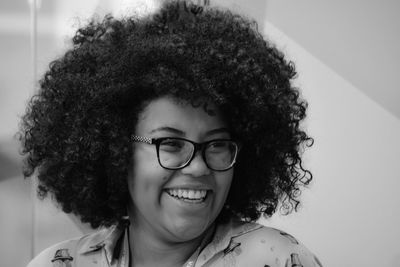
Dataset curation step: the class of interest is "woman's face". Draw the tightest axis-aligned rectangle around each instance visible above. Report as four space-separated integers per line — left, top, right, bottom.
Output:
127 96 233 243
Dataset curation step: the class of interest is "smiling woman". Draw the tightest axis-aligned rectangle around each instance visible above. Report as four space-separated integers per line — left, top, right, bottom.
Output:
20 1 320 266
129 98 233 246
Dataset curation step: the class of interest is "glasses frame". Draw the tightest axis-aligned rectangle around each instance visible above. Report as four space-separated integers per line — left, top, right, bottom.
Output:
131 135 240 171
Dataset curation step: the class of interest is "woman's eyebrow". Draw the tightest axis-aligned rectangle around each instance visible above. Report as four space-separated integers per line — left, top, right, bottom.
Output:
149 126 185 135
206 127 230 136
149 126 229 137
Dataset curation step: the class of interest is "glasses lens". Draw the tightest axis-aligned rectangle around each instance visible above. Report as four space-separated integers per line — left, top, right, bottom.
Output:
158 138 193 169
205 140 238 171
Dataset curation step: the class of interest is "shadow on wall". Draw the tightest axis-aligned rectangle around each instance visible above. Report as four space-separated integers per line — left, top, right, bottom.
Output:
0 139 22 181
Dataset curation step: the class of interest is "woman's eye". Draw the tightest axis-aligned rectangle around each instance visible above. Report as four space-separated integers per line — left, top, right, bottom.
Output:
208 141 228 151
160 140 184 152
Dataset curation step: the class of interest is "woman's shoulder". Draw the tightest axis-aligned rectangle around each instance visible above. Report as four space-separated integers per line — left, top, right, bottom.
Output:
233 221 308 249
26 227 114 267
224 220 323 266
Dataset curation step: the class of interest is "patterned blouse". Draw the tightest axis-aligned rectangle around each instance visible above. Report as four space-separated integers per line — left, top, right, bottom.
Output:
27 219 322 267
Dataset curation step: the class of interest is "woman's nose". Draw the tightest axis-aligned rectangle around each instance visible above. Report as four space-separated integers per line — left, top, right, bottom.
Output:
180 152 211 177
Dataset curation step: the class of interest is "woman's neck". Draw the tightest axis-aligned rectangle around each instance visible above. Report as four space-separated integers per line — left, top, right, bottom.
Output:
128 221 214 267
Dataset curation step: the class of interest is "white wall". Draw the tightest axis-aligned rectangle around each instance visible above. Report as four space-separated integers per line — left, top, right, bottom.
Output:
264 0 400 119
259 21 400 267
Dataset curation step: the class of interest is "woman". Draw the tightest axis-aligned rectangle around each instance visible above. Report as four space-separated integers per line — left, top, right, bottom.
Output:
21 1 320 266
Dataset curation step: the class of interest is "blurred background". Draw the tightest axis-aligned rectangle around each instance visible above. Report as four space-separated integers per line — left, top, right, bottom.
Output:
1 0 399 266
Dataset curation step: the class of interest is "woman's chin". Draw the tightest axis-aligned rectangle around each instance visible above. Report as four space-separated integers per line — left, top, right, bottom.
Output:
166 218 212 243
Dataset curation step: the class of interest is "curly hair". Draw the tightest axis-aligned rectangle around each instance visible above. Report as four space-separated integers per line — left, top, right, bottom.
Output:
19 0 313 228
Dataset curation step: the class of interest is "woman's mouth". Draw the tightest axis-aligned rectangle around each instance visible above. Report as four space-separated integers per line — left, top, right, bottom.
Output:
165 189 208 203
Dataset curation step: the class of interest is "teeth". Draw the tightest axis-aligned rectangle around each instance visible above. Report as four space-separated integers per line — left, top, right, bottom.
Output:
166 189 207 200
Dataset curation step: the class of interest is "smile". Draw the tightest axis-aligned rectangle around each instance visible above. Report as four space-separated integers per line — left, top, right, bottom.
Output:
165 189 208 203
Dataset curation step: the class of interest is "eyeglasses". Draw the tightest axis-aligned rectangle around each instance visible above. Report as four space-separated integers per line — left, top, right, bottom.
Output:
131 136 240 171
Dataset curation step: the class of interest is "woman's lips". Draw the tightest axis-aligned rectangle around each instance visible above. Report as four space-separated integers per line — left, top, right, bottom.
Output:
165 188 210 203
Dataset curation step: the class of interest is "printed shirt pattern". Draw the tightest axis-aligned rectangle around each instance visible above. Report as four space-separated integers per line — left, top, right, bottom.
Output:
27 220 323 267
